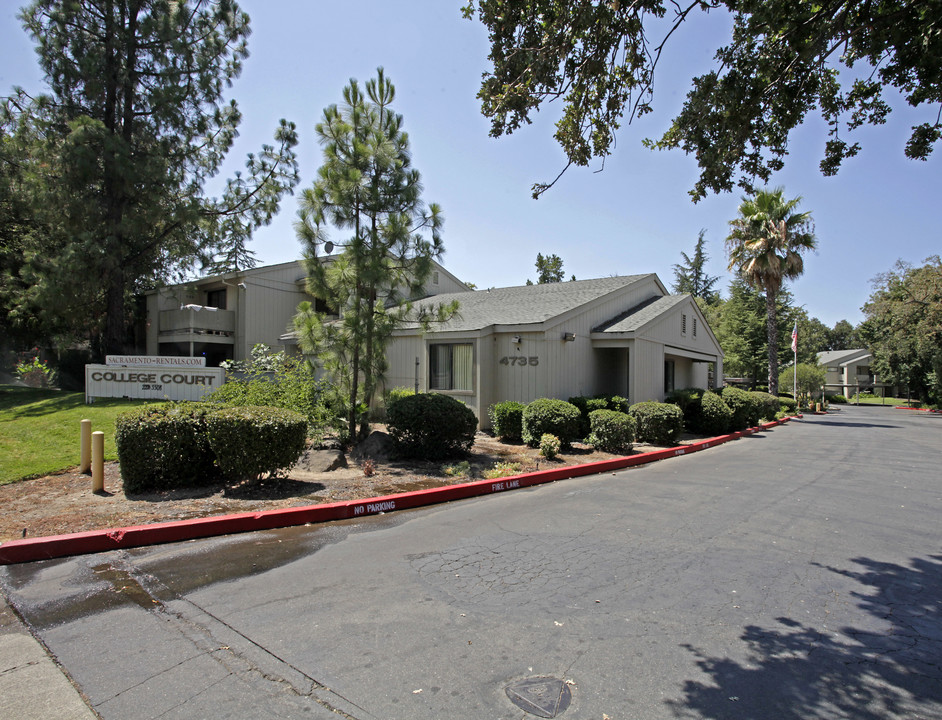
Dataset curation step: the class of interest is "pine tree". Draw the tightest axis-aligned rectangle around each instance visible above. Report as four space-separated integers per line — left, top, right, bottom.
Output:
671 230 719 303
294 69 454 443
4 1 299 355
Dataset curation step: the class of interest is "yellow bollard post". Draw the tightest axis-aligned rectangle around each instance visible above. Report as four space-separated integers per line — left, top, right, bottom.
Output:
80 419 92 474
91 431 105 493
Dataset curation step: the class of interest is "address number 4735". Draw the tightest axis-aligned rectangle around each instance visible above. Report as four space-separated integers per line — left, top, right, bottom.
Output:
499 356 539 367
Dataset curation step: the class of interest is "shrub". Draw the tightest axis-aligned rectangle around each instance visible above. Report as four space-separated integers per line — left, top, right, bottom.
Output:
666 388 705 433
386 393 478 460
381 386 415 420
540 433 562 459
115 403 219 493
482 461 521 479
209 349 330 437
778 396 798 414
695 391 732 435
569 395 629 437
442 460 471 478
586 409 635 453
628 401 684 445
750 391 781 422
206 406 307 482
825 394 848 404
720 386 754 430
522 398 581 447
488 401 526 441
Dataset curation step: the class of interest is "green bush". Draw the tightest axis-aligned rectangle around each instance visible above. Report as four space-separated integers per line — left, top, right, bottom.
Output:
628 401 684 445
386 393 478 459
778 396 798 413
540 433 561 459
825 394 848 404
522 398 581 447
696 391 732 435
206 406 307 482
488 400 526 441
115 403 219 493
750 391 781 422
719 386 754 430
666 387 705 433
569 395 629 438
586 409 635 453
209 350 330 437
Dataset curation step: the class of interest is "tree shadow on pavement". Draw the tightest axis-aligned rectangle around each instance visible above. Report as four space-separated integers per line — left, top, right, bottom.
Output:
668 555 942 719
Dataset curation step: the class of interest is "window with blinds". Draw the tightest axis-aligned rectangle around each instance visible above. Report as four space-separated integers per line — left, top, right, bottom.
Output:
429 343 473 391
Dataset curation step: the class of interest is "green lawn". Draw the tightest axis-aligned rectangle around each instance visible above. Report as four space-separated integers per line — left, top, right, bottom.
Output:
848 393 922 407
0 385 162 484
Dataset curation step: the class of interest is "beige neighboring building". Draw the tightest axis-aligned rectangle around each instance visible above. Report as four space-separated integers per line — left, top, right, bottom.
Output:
143 259 469 365
818 348 895 398
384 274 724 428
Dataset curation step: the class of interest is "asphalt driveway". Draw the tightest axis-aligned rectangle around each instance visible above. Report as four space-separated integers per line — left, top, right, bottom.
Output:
2 404 940 719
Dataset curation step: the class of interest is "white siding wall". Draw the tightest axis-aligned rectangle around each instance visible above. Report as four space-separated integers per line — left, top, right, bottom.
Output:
630 338 666 402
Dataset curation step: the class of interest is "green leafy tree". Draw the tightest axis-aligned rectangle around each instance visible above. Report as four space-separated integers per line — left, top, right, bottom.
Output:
827 319 862 350
727 188 816 393
715 276 767 384
793 310 831 365
672 229 720 303
861 257 942 405
463 0 942 200
715 275 797 386
3 0 299 356
293 69 455 443
778 363 825 405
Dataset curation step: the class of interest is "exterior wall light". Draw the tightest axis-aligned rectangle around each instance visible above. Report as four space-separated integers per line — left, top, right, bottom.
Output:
563 332 576 342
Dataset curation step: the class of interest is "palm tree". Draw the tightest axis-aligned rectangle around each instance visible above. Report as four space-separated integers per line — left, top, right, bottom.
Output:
727 188 816 394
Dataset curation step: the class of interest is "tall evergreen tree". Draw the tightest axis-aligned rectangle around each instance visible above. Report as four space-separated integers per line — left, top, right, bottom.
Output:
534 252 565 284
3 0 299 356
293 69 455 443
672 229 719 303
727 188 816 393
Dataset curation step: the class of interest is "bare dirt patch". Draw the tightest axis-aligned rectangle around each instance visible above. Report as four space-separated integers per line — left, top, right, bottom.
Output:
0 431 686 543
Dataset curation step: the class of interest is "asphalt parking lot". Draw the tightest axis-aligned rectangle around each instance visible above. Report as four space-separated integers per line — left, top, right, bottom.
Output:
2 404 941 719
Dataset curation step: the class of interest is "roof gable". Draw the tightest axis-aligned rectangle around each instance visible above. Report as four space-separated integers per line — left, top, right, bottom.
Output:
592 294 689 333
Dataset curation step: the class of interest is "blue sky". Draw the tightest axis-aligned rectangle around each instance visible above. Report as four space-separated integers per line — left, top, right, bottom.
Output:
2 0 939 328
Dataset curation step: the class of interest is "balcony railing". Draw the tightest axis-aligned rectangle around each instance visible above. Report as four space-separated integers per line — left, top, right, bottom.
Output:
159 305 235 337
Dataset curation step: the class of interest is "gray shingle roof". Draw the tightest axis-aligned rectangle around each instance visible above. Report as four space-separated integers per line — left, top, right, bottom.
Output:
817 349 870 366
406 275 652 332
592 294 689 333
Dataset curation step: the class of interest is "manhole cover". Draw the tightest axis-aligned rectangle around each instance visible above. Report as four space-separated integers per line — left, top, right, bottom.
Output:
505 677 572 718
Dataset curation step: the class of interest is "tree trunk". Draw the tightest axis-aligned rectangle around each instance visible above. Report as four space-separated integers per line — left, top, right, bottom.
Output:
766 289 779 394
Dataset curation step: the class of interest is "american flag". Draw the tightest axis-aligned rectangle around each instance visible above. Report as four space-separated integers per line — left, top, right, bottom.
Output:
791 322 798 353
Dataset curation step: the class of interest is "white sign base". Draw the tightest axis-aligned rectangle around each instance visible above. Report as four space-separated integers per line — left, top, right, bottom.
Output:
85 364 225 403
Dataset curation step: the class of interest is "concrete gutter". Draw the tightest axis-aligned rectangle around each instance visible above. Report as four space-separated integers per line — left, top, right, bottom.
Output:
0 417 797 565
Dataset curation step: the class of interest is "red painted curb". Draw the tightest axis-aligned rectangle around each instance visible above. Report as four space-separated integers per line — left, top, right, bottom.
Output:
894 406 941 413
0 417 794 565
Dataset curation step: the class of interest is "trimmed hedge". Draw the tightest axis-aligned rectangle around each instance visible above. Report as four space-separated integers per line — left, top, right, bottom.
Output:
488 400 526 442
778 395 798 414
586 409 635 453
628 401 684 445
386 393 478 460
206 406 307 482
697 391 732 435
522 398 581 448
115 403 219 493
750 391 781 422
568 395 629 438
719 386 754 430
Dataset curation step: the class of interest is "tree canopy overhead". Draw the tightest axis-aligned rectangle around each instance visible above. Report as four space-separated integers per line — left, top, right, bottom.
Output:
2 0 299 355
463 0 942 200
